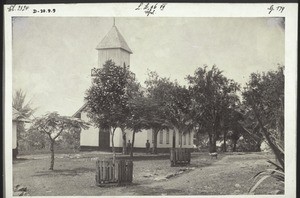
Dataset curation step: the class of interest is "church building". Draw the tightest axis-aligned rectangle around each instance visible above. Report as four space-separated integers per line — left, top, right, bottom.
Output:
73 20 194 152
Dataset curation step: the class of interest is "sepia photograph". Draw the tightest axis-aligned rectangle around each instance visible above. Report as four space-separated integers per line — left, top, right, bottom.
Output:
4 3 297 198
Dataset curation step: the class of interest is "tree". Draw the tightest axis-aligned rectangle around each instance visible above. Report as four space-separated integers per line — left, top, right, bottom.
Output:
219 97 242 152
145 71 173 153
187 65 240 153
126 95 152 157
29 112 89 170
238 107 264 152
242 66 284 168
167 84 194 147
85 60 136 160
13 89 36 156
225 107 245 152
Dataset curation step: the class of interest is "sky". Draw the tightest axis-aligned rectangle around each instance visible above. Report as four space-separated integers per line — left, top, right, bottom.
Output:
12 17 284 117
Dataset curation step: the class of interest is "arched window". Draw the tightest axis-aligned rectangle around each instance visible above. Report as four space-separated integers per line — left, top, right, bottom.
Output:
166 131 170 144
159 131 163 144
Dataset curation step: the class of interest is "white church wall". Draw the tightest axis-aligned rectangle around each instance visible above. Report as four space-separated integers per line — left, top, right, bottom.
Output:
110 127 123 147
120 49 130 66
80 127 99 146
98 48 130 68
110 128 151 148
157 129 193 149
125 129 152 148
80 112 99 146
157 130 173 148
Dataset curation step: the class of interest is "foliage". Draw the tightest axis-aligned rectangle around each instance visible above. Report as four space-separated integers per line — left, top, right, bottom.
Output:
243 66 285 193
126 95 153 157
13 89 36 119
29 112 89 170
12 89 36 156
167 84 195 147
243 66 284 167
249 152 284 194
237 108 264 152
85 60 132 129
85 60 138 158
187 65 240 152
19 128 48 151
144 71 174 153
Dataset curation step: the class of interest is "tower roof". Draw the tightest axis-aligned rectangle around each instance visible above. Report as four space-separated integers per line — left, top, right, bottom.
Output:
96 25 133 54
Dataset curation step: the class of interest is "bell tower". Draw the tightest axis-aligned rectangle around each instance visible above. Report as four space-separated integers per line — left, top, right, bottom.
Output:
95 18 132 68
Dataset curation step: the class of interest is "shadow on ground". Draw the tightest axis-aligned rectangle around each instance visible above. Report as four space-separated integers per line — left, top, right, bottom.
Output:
129 184 185 195
33 167 94 177
13 158 37 164
107 154 170 161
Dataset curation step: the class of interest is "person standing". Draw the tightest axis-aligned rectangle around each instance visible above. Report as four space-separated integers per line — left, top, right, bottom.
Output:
145 140 150 154
126 140 132 155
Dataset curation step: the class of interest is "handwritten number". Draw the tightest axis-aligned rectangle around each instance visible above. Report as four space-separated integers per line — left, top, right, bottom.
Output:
277 6 285 13
135 3 143 10
7 5 16 12
135 3 167 16
144 3 150 10
160 3 167 10
267 5 274 14
7 5 30 12
267 4 285 14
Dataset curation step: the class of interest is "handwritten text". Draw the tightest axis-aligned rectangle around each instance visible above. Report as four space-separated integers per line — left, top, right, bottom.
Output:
7 5 29 12
267 5 285 14
135 3 167 16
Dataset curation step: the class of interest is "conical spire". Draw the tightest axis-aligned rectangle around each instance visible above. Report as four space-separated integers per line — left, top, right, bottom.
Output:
96 19 132 54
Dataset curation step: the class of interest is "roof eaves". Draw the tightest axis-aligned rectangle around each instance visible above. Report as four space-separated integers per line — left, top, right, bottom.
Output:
72 103 88 117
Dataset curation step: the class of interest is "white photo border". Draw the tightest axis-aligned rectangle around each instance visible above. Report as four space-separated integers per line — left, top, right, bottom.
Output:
4 3 298 198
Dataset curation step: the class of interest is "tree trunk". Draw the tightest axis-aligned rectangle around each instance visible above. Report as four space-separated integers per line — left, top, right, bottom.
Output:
209 133 217 153
152 129 158 154
232 139 237 152
111 128 116 163
179 131 183 148
130 131 136 157
252 103 284 168
223 131 227 152
172 129 176 148
255 141 261 152
121 127 127 155
49 140 55 170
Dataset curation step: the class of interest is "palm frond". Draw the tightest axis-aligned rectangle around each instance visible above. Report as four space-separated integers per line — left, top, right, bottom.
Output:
267 160 284 172
249 175 270 193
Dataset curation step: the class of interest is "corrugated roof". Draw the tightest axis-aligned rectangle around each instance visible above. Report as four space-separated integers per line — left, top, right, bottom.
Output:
96 25 133 54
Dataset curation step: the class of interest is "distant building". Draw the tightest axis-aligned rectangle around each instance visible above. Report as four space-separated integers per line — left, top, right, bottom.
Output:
74 20 194 152
12 107 30 159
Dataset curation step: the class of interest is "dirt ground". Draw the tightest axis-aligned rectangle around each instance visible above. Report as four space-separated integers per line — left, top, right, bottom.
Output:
13 151 283 196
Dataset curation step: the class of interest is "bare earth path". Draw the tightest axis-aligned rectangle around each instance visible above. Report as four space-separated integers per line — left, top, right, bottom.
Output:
98 153 280 195
129 153 277 195
13 152 282 196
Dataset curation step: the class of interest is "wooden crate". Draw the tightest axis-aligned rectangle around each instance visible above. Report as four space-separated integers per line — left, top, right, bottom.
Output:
170 148 191 167
95 159 133 186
